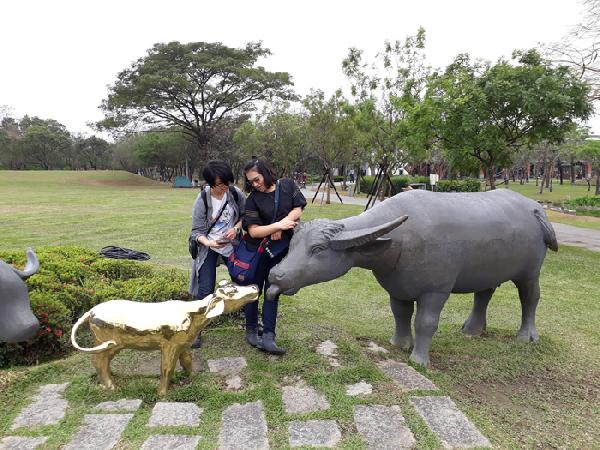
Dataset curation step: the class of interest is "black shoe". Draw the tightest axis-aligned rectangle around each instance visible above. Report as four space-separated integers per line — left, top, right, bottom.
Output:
191 334 202 349
257 332 286 355
245 328 262 347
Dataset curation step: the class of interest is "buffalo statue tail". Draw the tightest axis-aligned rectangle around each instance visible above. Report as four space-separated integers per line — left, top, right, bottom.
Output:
534 209 558 252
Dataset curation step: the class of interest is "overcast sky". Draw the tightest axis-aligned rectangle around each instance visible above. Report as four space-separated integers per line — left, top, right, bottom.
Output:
2 0 598 135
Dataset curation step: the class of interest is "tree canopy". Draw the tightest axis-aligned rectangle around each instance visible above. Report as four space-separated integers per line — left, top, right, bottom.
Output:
98 41 295 159
417 49 593 188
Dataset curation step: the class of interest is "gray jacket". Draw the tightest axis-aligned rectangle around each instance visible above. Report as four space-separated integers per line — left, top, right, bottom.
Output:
188 185 246 296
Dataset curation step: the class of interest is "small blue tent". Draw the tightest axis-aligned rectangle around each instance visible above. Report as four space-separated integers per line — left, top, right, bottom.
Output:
173 176 192 188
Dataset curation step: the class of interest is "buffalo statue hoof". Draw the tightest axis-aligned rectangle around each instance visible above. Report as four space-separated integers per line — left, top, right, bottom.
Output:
517 328 539 342
390 334 413 350
409 351 430 366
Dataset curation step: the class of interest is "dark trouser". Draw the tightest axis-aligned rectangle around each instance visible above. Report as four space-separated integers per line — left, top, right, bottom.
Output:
196 248 221 300
244 248 287 334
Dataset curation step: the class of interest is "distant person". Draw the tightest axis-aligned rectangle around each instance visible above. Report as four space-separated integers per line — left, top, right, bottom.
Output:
188 160 245 348
242 158 306 355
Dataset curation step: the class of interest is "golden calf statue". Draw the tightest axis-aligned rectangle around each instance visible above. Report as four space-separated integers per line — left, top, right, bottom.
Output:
71 281 258 396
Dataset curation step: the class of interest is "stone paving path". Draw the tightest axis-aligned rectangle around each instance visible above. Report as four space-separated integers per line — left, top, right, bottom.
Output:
64 414 134 450
2 345 492 449
10 383 68 430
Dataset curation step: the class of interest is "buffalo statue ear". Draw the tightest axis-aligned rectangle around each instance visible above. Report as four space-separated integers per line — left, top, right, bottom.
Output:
329 215 408 250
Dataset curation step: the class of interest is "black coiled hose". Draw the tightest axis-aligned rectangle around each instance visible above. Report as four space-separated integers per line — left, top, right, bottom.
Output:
100 246 150 261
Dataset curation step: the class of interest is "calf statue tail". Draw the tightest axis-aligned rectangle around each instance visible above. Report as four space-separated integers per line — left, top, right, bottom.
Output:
534 210 558 252
71 311 117 353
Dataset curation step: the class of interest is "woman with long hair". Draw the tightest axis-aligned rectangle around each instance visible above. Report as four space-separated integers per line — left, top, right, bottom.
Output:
242 158 306 355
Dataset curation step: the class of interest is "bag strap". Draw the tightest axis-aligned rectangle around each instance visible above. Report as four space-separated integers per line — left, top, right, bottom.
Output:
271 180 281 224
204 188 229 234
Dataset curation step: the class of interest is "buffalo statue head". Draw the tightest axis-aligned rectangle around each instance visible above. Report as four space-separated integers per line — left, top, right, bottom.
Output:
0 248 41 342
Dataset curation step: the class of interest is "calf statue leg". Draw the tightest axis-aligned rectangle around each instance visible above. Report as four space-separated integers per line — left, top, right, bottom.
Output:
461 287 495 336
91 347 119 390
411 292 449 365
514 277 540 342
389 297 414 350
158 344 180 396
179 349 193 376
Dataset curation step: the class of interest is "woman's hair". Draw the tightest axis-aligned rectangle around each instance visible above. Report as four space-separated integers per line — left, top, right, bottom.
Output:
202 160 234 187
243 158 277 192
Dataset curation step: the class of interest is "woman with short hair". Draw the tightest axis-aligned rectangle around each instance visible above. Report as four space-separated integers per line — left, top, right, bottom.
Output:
188 160 245 347
242 158 306 355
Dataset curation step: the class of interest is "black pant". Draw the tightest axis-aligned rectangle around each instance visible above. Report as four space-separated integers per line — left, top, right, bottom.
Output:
244 248 287 334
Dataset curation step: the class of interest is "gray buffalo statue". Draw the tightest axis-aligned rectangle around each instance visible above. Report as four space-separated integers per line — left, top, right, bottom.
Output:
0 248 41 343
266 189 558 365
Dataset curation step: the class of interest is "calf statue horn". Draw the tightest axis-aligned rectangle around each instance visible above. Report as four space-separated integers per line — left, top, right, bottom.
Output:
329 215 408 250
11 248 40 280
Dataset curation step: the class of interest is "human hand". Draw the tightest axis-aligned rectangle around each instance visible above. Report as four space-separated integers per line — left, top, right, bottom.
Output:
224 228 237 240
277 217 296 231
270 230 282 241
208 240 226 248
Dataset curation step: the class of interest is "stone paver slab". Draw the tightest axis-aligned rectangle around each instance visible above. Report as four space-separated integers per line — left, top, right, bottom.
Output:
367 341 389 353
219 401 268 450
225 375 243 391
346 381 373 396
288 420 341 448
95 399 142 411
147 402 203 427
11 384 69 430
378 360 437 391
64 414 133 450
316 340 337 356
354 405 415 449
282 385 330 414
140 434 201 450
207 356 247 376
0 436 47 450
411 396 491 448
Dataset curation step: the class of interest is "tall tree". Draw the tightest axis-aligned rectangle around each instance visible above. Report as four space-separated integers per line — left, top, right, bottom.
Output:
342 28 431 199
579 139 600 194
420 50 593 189
75 135 111 170
18 117 71 170
98 41 294 161
303 90 356 203
545 0 600 101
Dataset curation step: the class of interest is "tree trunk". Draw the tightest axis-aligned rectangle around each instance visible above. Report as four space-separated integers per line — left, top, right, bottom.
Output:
558 157 563 185
596 170 600 196
570 155 576 184
487 166 496 190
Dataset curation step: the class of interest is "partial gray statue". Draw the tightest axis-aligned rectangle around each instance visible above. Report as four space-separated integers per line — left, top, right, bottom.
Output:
0 248 40 343
267 189 558 365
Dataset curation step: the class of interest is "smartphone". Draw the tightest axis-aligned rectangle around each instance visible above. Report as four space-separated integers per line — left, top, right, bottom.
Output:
216 238 230 245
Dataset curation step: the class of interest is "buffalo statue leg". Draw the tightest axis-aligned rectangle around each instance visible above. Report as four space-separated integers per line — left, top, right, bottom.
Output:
389 297 414 350
411 292 449 365
461 287 495 336
515 277 540 342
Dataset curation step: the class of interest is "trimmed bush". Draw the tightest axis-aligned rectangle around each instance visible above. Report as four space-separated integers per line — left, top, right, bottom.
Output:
360 175 433 195
0 246 190 367
435 178 481 192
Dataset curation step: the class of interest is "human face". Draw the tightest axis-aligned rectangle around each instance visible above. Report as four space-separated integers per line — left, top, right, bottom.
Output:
246 169 266 192
212 177 230 196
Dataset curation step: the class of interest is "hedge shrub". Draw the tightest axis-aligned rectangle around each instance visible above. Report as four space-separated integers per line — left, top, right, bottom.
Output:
564 196 600 217
435 178 481 192
359 175 431 195
0 246 190 367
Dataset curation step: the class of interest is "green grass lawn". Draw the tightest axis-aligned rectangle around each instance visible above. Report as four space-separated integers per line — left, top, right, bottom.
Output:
1 171 599 449
495 179 596 203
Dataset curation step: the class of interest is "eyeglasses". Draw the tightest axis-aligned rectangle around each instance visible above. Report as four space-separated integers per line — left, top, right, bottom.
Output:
214 181 229 188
